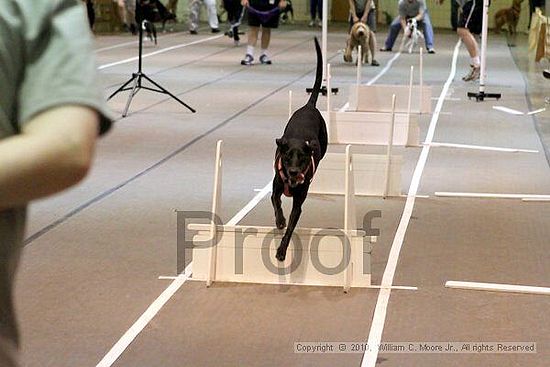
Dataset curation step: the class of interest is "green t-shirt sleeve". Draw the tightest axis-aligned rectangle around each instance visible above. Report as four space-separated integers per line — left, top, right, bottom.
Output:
17 0 112 135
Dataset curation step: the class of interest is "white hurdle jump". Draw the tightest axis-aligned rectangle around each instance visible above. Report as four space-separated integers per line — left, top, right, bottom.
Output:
348 82 432 114
350 51 432 114
324 65 424 146
311 95 402 197
190 141 377 291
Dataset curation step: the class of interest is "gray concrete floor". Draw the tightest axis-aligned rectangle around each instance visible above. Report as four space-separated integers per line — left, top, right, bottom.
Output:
14 23 550 367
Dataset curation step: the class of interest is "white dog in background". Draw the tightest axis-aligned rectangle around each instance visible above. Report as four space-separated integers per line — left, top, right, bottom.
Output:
404 18 423 54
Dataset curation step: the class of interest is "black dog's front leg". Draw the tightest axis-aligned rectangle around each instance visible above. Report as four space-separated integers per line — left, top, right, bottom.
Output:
271 177 286 230
276 189 306 262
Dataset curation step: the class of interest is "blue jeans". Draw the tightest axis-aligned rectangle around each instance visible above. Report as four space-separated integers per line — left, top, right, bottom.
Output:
384 11 434 50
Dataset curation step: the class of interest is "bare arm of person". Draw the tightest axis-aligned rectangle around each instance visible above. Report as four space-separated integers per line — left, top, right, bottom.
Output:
0 106 99 209
349 0 359 23
416 8 425 21
360 0 372 23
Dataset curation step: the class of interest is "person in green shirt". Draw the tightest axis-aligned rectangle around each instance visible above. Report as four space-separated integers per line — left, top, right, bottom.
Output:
0 1 112 365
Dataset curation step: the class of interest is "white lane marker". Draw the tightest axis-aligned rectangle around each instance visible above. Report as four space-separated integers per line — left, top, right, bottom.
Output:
95 32 182 53
366 285 418 291
95 262 192 367
522 197 550 202
435 192 550 200
361 40 461 367
95 183 271 367
527 108 546 115
98 35 224 70
339 102 350 112
445 281 550 296
226 182 271 226
425 142 538 153
367 52 401 86
492 106 524 115
254 188 430 199
96 39 138 53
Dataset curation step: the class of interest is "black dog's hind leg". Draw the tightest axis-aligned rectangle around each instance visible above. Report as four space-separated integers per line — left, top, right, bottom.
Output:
276 189 306 262
271 177 286 230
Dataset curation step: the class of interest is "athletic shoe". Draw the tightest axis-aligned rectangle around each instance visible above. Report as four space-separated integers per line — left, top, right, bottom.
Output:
371 59 380 67
462 65 480 81
259 54 272 65
241 54 254 65
379 47 391 52
211 28 220 33
189 29 198 35
428 48 436 54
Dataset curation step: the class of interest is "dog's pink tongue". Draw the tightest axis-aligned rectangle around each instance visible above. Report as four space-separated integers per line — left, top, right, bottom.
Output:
297 173 305 184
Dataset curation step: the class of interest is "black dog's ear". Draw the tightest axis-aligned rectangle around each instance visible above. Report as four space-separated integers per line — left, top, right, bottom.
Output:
305 140 318 154
276 137 288 150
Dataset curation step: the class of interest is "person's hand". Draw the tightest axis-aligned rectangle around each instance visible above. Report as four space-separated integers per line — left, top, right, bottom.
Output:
279 0 287 9
404 26 411 37
241 0 249 7
352 15 359 23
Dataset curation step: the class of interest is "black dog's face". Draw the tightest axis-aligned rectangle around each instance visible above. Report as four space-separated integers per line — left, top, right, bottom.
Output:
276 137 313 188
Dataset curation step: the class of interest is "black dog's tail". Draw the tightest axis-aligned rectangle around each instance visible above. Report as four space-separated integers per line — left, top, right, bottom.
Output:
307 37 323 108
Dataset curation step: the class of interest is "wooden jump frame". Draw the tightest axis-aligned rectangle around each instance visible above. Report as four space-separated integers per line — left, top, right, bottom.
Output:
306 56 432 197
190 141 377 291
311 93 402 198
329 52 432 147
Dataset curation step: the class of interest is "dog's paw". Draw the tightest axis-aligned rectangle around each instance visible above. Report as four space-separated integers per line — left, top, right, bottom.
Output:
275 246 287 262
276 216 286 230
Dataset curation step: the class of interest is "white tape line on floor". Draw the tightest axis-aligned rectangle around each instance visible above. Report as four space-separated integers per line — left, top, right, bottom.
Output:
98 35 224 70
361 40 462 367
95 262 192 367
95 184 271 367
425 142 538 153
445 281 550 296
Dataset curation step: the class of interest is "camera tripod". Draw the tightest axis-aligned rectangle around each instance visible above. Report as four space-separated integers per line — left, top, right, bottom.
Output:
108 0 196 117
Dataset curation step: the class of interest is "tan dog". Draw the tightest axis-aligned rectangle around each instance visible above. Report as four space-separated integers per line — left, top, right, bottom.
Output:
494 0 523 35
344 21 378 65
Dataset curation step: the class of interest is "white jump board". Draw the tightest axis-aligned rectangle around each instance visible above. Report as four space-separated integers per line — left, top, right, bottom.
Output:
189 224 376 288
348 84 432 113
322 110 419 146
310 152 402 197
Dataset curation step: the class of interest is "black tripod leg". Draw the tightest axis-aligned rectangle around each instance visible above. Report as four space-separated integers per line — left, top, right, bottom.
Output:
122 75 141 117
108 75 137 100
141 74 196 113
